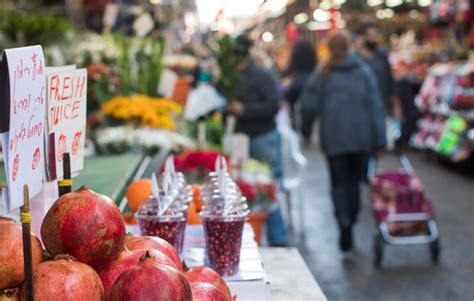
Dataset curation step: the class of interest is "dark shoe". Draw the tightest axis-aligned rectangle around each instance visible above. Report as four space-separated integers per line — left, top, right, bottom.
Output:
269 241 289 247
339 226 353 252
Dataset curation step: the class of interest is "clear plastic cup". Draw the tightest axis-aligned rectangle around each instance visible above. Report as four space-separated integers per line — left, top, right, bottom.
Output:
201 212 248 276
201 193 247 215
135 213 186 253
170 203 189 253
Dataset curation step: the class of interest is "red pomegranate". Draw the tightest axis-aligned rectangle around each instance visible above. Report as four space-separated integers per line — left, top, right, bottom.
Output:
191 282 228 301
41 187 126 268
124 235 182 271
98 248 179 299
109 252 192 301
0 288 19 301
184 265 232 301
0 217 43 289
22 255 104 301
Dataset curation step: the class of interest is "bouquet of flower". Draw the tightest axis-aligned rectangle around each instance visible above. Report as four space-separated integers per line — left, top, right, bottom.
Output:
94 126 135 154
236 159 278 212
168 150 228 183
101 94 182 130
237 181 278 212
173 150 224 173
135 128 195 154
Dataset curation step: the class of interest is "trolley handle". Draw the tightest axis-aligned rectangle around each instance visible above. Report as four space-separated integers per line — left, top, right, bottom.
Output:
368 151 415 180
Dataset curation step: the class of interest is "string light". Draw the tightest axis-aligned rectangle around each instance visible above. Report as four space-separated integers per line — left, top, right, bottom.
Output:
386 0 403 7
418 0 432 7
262 31 274 43
384 8 394 18
294 12 309 24
313 9 329 22
367 0 384 6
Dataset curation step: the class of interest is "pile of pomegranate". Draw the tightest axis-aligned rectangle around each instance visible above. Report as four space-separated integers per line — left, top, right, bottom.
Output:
0 187 233 301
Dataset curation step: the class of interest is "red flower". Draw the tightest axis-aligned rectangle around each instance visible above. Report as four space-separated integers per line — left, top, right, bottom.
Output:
255 183 278 201
237 181 257 201
170 150 229 172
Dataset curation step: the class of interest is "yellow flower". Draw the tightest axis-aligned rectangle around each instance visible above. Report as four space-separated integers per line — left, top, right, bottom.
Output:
114 107 130 120
212 112 222 123
141 111 158 127
128 105 142 118
101 95 181 130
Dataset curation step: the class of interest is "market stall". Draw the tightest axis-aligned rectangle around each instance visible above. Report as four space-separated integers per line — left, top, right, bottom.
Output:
0 36 326 300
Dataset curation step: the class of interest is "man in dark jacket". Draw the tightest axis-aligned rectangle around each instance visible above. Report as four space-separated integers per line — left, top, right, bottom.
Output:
354 22 400 117
227 35 288 246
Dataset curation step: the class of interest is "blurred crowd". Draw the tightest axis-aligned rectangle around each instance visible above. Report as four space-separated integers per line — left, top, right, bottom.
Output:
186 22 404 249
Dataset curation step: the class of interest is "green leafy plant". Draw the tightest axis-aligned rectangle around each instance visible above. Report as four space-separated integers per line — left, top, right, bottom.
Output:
136 36 165 97
0 8 71 48
208 35 245 102
182 113 225 151
84 33 166 106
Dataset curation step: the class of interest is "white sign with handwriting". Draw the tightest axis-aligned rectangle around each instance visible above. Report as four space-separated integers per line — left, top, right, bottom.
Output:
0 45 46 211
46 68 87 180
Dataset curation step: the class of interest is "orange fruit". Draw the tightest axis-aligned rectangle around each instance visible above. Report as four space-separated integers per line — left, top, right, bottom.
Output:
192 185 203 212
123 212 137 225
126 179 152 212
187 201 202 225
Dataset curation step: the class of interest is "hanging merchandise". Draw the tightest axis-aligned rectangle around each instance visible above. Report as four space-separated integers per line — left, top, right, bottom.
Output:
411 61 474 163
437 116 466 156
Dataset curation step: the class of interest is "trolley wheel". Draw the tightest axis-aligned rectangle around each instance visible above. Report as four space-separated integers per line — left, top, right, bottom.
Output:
430 239 440 264
373 234 384 267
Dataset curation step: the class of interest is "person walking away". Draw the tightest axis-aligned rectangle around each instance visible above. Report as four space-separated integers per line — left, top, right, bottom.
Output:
284 39 317 131
354 22 401 118
226 35 288 247
299 32 386 251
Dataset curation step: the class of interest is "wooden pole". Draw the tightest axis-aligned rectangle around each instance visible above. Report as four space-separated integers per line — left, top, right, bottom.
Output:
21 185 34 301
58 152 72 197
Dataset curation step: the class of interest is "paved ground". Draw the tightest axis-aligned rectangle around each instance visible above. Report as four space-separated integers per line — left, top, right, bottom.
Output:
289 147 474 301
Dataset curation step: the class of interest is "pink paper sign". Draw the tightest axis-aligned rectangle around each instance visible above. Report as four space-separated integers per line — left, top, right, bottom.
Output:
0 45 46 211
46 68 87 180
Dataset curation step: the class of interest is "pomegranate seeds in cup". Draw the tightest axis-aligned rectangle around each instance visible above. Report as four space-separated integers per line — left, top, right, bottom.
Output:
199 155 250 276
201 213 247 276
136 213 186 253
135 192 187 253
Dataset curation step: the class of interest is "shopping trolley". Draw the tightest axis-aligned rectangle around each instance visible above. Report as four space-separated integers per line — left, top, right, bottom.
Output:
368 153 440 267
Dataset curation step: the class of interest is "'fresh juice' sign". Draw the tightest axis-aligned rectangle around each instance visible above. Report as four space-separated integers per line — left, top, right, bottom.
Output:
46 68 87 180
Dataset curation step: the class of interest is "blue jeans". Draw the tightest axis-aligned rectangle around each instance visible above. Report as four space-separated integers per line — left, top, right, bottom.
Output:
250 129 288 245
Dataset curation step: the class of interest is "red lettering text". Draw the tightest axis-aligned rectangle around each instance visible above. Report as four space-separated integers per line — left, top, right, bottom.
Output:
61 76 71 100
49 75 60 101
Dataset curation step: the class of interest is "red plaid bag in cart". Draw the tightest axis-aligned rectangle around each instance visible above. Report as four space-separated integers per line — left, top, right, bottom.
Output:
370 171 435 236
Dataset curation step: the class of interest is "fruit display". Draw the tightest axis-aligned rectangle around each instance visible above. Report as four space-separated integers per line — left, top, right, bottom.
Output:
0 217 44 290
0 156 247 301
124 235 182 271
98 248 179 299
41 187 126 268
190 282 228 301
23 255 104 301
183 266 233 301
109 252 193 301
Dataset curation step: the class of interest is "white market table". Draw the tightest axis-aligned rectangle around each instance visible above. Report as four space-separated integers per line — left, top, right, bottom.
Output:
260 247 327 301
127 224 326 301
